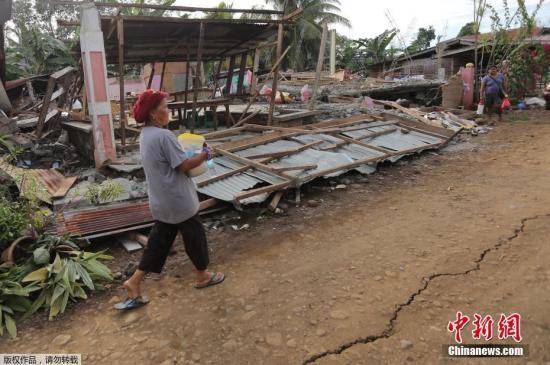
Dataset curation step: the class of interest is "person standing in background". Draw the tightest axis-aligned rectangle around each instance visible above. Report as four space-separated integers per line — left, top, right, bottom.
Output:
480 65 508 123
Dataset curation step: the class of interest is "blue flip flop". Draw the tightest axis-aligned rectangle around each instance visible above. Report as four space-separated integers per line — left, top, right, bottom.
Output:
195 272 225 289
113 295 150 310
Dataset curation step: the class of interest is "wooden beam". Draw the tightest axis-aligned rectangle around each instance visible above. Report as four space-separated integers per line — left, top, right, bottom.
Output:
268 23 284 125
268 191 284 212
212 147 294 181
225 55 236 96
232 110 259 128
237 45 291 122
35 77 56 138
251 48 260 95
53 1 284 15
147 62 155 89
183 48 190 128
305 142 442 181
159 61 167 91
273 164 317 172
235 181 292 202
117 15 126 147
236 52 247 96
309 23 328 110
197 165 251 187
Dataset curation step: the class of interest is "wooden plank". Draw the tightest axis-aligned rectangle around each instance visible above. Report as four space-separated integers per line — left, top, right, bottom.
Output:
235 181 292 202
50 66 76 80
273 164 317 172
380 112 455 138
397 124 448 140
35 77 56 138
309 23 328 110
304 142 442 181
212 147 294 181
232 110 259 128
50 87 66 102
268 191 284 212
196 165 250 187
203 126 247 139
54 1 284 15
245 140 323 160
331 134 392 154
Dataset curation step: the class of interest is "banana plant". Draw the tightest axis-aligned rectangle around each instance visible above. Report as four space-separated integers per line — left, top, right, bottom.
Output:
22 250 113 321
0 265 40 338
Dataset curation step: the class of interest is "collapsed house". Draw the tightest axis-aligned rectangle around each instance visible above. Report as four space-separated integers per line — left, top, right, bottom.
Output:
0 1 486 245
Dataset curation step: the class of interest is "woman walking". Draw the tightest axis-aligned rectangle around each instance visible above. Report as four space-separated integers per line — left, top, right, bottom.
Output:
480 65 508 123
115 90 225 310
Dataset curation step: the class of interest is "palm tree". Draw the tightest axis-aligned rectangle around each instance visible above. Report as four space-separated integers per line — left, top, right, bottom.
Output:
265 0 350 71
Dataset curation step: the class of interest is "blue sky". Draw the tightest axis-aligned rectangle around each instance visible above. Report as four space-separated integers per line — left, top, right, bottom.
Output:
177 0 550 42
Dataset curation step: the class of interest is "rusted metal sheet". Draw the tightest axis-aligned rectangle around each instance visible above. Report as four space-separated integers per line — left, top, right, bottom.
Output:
53 198 221 237
0 158 77 204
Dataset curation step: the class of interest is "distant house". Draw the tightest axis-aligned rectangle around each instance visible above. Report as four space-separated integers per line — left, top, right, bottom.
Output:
367 27 550 81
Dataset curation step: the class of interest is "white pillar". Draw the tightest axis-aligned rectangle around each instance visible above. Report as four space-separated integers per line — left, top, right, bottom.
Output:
80 3 116 167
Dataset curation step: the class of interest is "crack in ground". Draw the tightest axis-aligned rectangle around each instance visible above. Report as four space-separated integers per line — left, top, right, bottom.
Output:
302 214 549 364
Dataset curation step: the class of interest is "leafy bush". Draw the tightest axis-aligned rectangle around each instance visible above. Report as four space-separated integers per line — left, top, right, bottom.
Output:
0 198 30 252
0 265 39 338
0 236 113 338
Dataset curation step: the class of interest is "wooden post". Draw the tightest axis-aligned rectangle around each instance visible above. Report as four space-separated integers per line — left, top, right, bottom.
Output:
212 60 222 130
225 55 236 96
330 29 336 76
268 23 284 125
236 52 247 96
117 15 126 148
309 23 328 110
147 62 155 89
183 46 190 128
251 48 260 95
0 23 5 85
192 22 205 133
159 61 167 91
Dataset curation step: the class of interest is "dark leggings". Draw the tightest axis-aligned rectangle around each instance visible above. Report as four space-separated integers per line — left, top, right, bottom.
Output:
138 214 209 273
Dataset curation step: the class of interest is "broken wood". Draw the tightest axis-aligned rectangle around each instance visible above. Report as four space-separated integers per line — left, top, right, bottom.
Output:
272 164 317 172
268 191 284 212
235 181 292 202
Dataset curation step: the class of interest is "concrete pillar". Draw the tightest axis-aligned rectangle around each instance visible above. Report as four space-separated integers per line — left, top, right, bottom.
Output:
80 3 116 167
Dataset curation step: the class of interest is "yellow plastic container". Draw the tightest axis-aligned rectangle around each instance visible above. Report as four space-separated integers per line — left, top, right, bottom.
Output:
177 133 207 177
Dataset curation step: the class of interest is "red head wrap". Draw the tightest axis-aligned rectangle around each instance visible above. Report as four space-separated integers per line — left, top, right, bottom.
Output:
133 89 169 124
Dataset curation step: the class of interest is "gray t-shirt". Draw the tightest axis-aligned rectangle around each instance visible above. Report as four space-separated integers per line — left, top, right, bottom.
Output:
140 126 199 224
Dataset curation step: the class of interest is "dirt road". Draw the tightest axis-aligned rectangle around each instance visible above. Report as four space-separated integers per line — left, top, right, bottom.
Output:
2 112 550 365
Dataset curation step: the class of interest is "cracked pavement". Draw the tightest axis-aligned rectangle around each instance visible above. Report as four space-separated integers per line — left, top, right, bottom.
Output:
2 113 550 364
